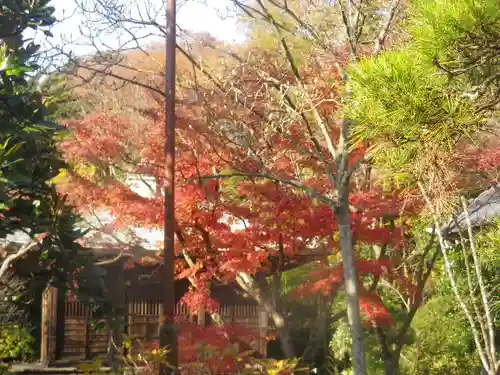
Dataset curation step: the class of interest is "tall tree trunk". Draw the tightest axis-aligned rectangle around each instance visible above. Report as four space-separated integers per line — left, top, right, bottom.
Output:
383 357 398 375
337 194 367 375
105 264 125 372
236 272 296 358
376 326 400 375
271 271 296 359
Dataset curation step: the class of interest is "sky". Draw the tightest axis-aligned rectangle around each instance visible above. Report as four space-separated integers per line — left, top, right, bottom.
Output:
40 0 244 58
5 1 246 244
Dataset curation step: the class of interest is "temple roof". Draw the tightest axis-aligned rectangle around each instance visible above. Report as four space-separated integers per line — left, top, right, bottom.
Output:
441 183 500 236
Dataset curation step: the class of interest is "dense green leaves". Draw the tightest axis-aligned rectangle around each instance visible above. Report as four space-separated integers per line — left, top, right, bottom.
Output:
409 0 500 63
349 50 481 174
0 325 34 362
347 0 500 199
401 294 481 375
410 0 500 110
0 0 68 239
0 0 100 340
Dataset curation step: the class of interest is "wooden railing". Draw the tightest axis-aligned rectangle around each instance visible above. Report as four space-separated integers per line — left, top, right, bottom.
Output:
59 294 263 360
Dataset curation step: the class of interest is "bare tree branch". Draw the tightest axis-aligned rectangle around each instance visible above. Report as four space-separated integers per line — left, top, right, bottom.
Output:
461 197 498 370
418 182 496 375
0 241 41 281
373 0 402 56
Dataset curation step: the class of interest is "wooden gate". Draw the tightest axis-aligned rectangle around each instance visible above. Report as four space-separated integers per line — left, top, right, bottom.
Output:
62 297 109 360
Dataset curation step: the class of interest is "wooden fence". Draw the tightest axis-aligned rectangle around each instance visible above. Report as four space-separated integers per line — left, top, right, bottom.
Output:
59 294 263 361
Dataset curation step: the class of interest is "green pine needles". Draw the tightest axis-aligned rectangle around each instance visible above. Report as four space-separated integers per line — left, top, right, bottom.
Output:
348 0 499 186
409 0 500 64
349 51 480 171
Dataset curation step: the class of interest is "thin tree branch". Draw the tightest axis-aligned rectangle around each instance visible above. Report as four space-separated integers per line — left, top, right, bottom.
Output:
254 0 339 163
456 218 492 361
0 241 41 281
461 196 497 366
195 172 336 207
418 182 492 373
372 0 401 56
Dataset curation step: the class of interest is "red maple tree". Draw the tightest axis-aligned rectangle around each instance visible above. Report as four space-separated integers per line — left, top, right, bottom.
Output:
57 43 422 364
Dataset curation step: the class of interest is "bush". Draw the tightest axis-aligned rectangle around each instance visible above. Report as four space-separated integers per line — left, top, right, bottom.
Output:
0 325 35 363
400 294 481 375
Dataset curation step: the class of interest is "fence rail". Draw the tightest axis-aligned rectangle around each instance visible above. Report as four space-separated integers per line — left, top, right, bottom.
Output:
61 293 261 360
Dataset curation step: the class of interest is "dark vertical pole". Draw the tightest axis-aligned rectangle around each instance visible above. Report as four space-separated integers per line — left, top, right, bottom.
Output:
160 0 178 373
84 306 90 360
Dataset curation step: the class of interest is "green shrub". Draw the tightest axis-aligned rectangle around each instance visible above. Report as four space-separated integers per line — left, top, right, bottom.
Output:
400 294 481 375
0 325 35 362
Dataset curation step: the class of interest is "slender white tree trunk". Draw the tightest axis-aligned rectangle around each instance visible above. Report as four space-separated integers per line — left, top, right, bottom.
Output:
337 198 368 375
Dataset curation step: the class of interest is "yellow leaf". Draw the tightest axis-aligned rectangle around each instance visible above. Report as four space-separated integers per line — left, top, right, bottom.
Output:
48 168 69 185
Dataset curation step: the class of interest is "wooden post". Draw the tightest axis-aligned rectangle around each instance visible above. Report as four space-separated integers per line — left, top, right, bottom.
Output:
40 288 49 365
160 0 179 372
107 262 126 372
197 306 206 327
127 298 133 337
229 305 235 324
40 286 58 365
158 301 164 336
258 307 269 357
84 306 90 360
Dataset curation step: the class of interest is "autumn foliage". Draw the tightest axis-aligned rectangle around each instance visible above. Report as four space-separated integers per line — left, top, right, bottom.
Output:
57 41 424 365
136 320 259 374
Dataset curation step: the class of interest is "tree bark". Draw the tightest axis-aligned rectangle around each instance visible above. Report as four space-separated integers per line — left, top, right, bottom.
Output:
106 264 125 372
376 326 399 375
337 197 367 375
0 241 39 281
236 272 296 358
383 357 399 375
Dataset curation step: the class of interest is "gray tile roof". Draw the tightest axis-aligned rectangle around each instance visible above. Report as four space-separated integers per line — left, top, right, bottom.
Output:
442 183 500 236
